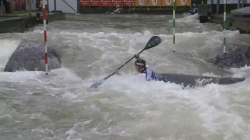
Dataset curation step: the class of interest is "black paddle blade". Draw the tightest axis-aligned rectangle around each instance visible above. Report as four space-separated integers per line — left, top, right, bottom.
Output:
90 80 103 89
90 82 100 89
144 36 162 50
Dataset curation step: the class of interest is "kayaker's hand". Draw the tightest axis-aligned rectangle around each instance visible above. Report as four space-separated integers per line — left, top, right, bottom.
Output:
134 54 139 58
115 70 121 75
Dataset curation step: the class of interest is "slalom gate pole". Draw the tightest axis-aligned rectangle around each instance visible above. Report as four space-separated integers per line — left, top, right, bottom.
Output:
43 0 48 75
173 0 176 45
223 0 226 54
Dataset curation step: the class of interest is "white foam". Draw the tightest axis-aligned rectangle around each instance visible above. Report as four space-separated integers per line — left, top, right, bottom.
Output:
1 15 250 140
31 29 240 55
97 71 250 132
0 39 21 71
0 70 44 83
176 13 199 22
30 29 242 77
228 66 250 78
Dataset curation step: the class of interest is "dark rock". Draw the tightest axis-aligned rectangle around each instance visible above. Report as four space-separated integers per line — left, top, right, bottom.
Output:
209 46 250 69
4 42 62 72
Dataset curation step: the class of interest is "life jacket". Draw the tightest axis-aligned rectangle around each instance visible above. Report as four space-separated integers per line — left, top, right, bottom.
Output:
140 65 159 81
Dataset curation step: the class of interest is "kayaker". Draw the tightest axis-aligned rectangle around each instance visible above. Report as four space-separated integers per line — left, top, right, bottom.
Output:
190 4 198 15
113 5 123 14
115 54 159 81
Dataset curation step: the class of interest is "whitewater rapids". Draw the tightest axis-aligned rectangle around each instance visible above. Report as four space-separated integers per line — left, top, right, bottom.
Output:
0 14 250 140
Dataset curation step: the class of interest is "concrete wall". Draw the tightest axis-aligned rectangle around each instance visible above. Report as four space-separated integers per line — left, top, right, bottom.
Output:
0 13 65 33
229 16 250 33
209 15 250 34
198 4 211 16
48 0 78 13
25 0 37 10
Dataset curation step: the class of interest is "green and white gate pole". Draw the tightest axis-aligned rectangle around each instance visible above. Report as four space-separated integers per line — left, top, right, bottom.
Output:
223 0 226 54
173 0 176 45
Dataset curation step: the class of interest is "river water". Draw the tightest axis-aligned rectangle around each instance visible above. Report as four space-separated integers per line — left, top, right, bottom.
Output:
0 14 250 140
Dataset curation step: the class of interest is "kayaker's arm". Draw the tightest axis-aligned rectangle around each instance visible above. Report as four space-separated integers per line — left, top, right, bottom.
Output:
115 54 140 75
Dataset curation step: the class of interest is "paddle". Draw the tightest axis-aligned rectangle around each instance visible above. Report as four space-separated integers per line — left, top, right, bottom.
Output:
90 36 162 89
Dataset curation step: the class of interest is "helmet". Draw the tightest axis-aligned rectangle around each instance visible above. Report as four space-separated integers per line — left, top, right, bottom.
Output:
135 58 146 67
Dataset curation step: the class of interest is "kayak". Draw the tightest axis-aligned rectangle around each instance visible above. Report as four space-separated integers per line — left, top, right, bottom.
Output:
156 73 245 87
106 12 123 14
106 12 114 14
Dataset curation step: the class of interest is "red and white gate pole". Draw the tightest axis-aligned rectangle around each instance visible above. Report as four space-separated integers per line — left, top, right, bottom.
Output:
42 0 48 75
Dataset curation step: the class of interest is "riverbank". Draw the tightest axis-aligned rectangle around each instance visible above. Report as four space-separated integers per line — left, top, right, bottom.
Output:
198 5 250 34
209 14 250 34
0 12 65 33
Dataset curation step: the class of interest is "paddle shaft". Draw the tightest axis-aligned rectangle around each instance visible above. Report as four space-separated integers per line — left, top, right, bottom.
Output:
90 35 162 88
102 49 145 81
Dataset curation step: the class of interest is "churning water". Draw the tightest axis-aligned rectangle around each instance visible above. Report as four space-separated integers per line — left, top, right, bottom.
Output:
0 14 250 140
